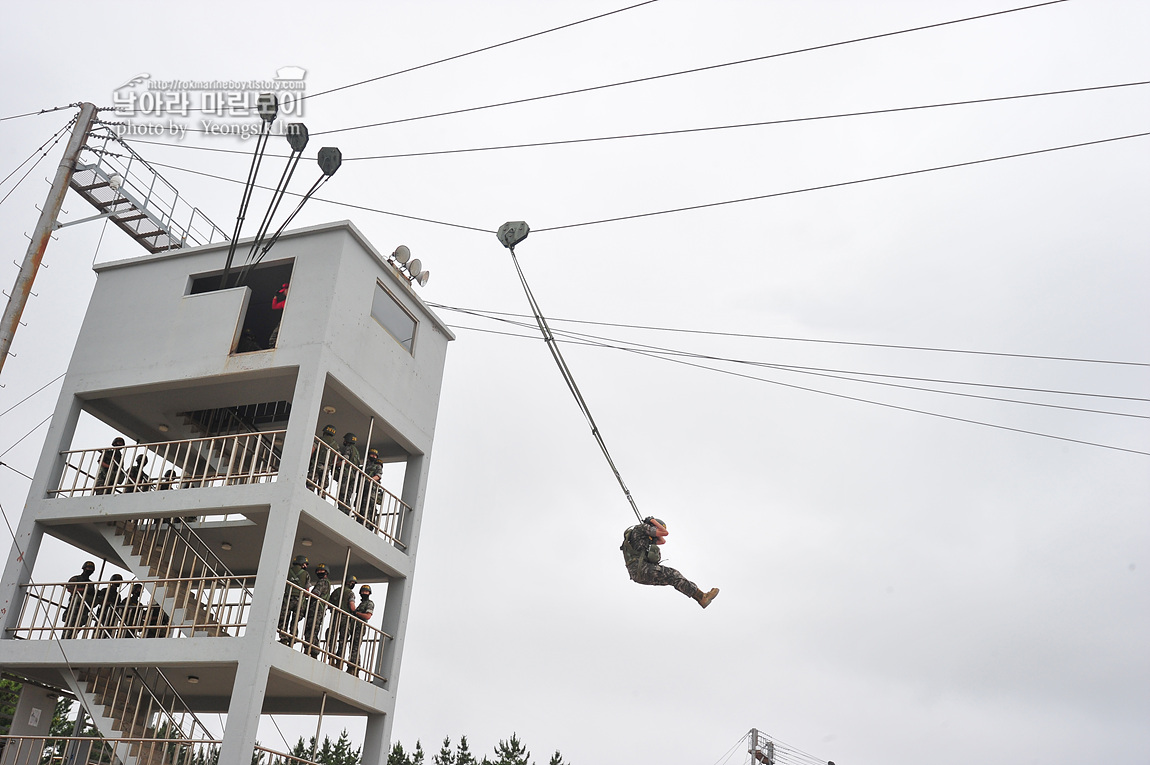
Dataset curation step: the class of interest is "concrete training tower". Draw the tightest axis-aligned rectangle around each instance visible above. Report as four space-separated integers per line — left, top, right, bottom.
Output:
0 220 452 764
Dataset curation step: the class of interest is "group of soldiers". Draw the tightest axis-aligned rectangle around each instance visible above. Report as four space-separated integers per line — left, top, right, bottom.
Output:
60 561 169 638
309 425 386 526
93 437 182 494
278 554 376 677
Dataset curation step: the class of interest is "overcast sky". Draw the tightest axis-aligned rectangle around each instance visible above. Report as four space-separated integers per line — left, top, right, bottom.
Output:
0 1 1147 764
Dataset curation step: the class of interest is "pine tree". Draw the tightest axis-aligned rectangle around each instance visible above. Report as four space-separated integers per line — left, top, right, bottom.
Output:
389 741 411 765
328 730 362 765
456 735 478 765
434 736 456 765
548 752 566 765
412 740 426 765
490 733 531 765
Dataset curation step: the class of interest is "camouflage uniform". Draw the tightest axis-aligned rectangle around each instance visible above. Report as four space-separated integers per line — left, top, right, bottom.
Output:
302 567 332 657
94 575 124 638
94 440 125 495
620 522 703 600
345 588 375 676
309 426 339 494
278 556 310 644
121 585 145 638
327 579 357 667
336 434 362 512
359 454 383 526
62 562 97 637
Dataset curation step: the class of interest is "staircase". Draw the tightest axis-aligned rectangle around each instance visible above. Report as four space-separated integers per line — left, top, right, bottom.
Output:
96 520 243 638
71 127 227 254
66 666 213 765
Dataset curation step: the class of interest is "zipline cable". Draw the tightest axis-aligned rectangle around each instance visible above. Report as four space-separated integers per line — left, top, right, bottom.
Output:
447 320 1149 457
443 317 1149 418
428 303 1150 369
504 234 644 522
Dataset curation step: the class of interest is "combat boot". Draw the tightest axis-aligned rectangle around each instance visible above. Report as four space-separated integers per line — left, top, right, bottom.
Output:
697 587 719 609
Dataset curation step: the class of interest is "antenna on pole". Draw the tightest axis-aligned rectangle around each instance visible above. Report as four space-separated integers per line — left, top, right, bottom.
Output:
0 103 98 379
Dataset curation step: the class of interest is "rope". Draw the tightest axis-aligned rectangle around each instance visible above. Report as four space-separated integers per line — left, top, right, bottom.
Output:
507 245 644 522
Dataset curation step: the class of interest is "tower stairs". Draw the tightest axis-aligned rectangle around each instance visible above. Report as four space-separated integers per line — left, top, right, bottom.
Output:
96 520 245 638
64 665 214 765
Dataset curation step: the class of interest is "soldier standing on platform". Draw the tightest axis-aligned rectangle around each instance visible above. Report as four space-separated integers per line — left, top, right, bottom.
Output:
336 432 361 512
359 447 383 526
278 554 310 645
327 575 357 667
95 438 125 494
94 574 124 638
301 562 331 657
62 561 97 636
309 424 338 495
345 583 375 677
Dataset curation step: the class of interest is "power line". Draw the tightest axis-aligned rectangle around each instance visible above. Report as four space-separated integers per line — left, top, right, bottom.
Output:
535 321 1150 416
299 0 662 104
534 131 1150 232
0 461 33 480
623 336 1150 457
445 322 1149 456
309 1 1070 138
428 304 1150 371
0 121 74 188
447 319 1149 417
120 130 1150 237
0 372 65 419
0 413 53 460
107 80 1150 162
95 146 489 232
107 1 663 118
0 102 83 123
0 119 75 207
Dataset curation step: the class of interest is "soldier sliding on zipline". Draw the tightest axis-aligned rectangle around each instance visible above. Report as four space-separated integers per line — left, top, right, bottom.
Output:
497 222 719 610
621 517 719 608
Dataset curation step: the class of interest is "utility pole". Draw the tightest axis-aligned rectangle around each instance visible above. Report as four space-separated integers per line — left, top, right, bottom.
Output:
0 101 98 378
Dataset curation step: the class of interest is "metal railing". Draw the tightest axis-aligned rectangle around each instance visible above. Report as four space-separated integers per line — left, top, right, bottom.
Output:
82 126 230 251
53 430 285 498
277 581 391 684
78 665 215 750
253 744 324 765
10 574 254 641
0 737 323 765
307 438 411 549
0 735 223 765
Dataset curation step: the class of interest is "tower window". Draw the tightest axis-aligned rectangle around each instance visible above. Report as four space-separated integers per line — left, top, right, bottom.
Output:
372 281 417 353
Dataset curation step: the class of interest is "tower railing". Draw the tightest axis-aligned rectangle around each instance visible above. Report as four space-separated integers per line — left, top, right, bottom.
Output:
11 574 254 641
307 437 411 549
52 430 285 498
0 735 224 765
276 581 391 683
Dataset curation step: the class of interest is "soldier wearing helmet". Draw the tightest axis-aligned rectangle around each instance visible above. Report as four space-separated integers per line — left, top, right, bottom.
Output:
95 574 125 638
309 424 339 495
95 437 126 495
278 554 310 645
302 562 331 657
345 583 375 677
63 560 99 636
327 575 358 668
358 447 383 526
336 433 361 511
621 517 719 609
